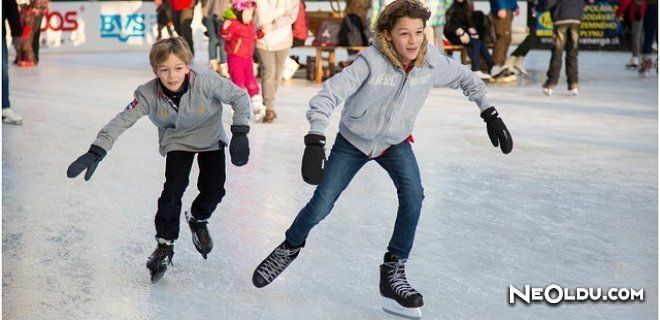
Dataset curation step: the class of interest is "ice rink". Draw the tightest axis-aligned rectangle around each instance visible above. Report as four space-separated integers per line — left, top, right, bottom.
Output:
2 48 658 320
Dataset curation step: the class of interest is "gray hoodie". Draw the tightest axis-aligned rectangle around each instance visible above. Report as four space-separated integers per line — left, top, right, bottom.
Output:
307 35 492 158
93 68 251 156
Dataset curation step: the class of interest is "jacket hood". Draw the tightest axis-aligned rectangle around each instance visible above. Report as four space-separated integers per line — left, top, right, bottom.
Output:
374 30 429 69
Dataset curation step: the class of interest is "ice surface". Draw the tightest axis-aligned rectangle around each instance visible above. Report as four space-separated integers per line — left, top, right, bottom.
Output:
2 48 657 320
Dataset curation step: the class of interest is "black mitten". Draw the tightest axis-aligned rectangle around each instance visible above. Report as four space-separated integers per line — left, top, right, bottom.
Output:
480 107 513 154
67 145 107 181
230 125 250 166
301 134 326 185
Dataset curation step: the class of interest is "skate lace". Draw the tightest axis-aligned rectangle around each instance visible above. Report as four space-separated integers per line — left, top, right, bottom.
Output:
193 221 210 244
385 259 419 299
151 245 174 265
257 246 300 282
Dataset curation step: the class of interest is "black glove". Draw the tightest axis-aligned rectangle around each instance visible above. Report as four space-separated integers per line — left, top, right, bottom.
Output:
229 125 250 166
67 145 107 181
481 107 513 154
301 134 326 185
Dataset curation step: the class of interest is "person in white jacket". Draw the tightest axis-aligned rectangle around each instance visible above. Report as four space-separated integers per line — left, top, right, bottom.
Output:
255 0 299 123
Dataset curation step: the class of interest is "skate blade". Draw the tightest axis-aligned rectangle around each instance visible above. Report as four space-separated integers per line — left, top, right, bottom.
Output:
2 118 23 125
149 265 168 283
382 297 422 319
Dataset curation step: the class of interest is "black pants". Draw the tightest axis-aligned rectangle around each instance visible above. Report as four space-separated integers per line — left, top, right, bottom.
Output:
172 8 195 55
545 23 580 88
155 149 226 241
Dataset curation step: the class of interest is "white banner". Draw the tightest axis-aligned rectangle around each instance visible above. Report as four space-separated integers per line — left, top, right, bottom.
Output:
19 1 206 53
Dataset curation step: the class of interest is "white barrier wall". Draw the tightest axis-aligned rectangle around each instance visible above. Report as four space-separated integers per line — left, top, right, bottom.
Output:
31 1 206 53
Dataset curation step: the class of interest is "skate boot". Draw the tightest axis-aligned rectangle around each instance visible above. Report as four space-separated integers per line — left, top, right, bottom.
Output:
146 238 174 283
380 252 424 319
2 109 23 125
251 95 266 123
185 210 213 259
252 240 304 288
542 83 554 96
626 56 640 70
639 56 653 78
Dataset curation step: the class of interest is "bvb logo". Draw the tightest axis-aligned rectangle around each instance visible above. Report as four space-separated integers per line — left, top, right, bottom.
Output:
538 11 554 29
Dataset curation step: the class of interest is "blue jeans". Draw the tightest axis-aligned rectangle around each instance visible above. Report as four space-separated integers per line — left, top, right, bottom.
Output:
204 15 226 63
3 30 9 109
643 3 658 55
469 39 495 72
285 134 425 259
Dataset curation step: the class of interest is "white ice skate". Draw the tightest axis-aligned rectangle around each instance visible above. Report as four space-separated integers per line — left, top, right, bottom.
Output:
382 297 422 319
2 109 23 125
251 95 266 123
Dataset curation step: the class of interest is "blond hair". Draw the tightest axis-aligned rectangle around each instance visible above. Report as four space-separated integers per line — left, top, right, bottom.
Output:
149 37 193 68
376 0 431 33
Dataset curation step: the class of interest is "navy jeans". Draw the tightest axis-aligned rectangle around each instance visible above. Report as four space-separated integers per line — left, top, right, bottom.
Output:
285 134 425 259
203 15 226 63
3 29 9 109
642 3 658 55
469 39 495 72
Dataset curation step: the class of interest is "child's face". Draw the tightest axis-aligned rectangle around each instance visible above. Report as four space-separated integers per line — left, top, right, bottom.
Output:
154 54 190 92
241 7 254 24
385 17 425 66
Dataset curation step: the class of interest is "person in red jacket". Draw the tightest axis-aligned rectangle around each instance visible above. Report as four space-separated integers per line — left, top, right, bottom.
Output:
616 0 647 69
292 0 309 47
221 0 265 120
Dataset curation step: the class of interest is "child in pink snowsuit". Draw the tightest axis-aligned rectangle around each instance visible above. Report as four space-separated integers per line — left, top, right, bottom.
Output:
221 0 263 98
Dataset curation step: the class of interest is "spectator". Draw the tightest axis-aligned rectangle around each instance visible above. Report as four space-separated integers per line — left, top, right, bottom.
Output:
489 0 518 81
615 0 646 70
445 0 514 81
255 0 300 123
15 0 48 67
221 0 266 120
3 0 24 124
427 0 453 52
292 0 309 47
539 0 591 95
203 0 231 77
163 0 196 55
638 0 657 76
506 0 540 76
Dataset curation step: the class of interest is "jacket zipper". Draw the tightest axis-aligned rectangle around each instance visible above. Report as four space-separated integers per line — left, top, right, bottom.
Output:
367 69 408 158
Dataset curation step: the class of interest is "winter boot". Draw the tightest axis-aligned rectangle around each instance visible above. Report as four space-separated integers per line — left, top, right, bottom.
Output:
263 109 277 123
146 238 174 283
380 252 424 319
186 210 213 259
252 240 304 288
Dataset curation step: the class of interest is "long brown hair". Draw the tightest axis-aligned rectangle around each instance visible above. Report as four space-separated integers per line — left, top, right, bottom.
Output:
375 0 431 33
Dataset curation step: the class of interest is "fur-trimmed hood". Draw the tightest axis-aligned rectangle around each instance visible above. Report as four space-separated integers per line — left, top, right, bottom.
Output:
374 30 429 69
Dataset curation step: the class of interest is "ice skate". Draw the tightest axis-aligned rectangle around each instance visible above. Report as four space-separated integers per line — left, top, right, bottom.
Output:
568 84 579 96
380 253 423 319
507 56 528 76
219 63 230 79
639 57 653 78
185 210 213 259
252 241 304 288
251 95 266 123
542 84 554 96
2 109 23 125
625 56 640 70
473 70 493 81
146 239 174 283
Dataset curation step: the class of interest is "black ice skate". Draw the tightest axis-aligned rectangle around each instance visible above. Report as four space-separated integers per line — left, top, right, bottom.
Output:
252 241 304 288
380 252 424 319
186 210 213 259
146 240 174 283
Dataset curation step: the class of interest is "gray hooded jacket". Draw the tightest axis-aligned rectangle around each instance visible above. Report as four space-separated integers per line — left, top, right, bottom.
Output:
93 68 251 156
307 35 492 157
